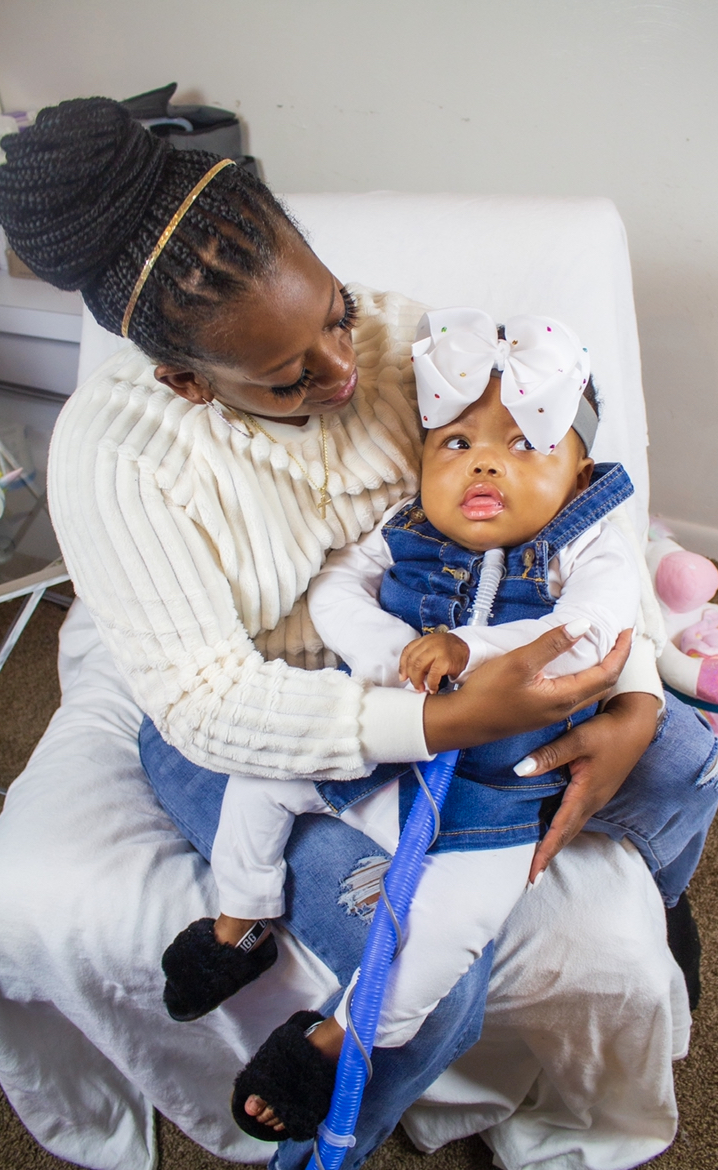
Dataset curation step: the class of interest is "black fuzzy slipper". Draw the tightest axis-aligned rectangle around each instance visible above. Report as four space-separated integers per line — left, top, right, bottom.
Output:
232 1010 336 1142
162 918 278 1021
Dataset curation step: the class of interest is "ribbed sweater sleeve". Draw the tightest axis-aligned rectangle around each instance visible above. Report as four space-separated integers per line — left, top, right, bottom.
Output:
48 290 430 779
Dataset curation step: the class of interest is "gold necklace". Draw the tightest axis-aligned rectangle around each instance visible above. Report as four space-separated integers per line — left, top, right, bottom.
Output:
210 401 332 519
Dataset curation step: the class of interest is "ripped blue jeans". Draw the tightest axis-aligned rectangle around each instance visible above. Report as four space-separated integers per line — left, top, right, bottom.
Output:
139 690 718 1168
140 720 493 1169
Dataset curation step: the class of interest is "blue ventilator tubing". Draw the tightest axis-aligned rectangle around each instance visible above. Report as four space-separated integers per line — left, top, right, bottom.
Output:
307 546 506 1170
307 749 459 1170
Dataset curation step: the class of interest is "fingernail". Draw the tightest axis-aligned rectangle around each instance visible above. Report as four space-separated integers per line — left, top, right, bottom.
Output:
565 617 591 639
514 755 537 776
531 870 545 889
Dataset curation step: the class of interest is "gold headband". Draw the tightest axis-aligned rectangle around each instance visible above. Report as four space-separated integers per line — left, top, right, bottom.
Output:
121 158 234 339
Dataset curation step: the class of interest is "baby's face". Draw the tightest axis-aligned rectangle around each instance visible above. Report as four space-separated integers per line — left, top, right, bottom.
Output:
420 376 593 552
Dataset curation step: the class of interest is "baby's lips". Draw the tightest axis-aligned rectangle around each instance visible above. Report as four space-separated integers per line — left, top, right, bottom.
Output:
460 483 504 519
461 483 503 507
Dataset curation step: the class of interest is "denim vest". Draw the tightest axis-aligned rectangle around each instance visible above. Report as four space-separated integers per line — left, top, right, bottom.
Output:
316 462 634 853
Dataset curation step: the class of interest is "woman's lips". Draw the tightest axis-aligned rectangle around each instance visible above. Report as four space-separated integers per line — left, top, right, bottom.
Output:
317 367 358 409
460 484 504 520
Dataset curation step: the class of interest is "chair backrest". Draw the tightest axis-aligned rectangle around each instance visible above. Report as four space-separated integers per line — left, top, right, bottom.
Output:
77 192 648 534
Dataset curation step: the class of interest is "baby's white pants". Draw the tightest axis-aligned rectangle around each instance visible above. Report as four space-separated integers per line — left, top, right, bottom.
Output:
212 774 533 1048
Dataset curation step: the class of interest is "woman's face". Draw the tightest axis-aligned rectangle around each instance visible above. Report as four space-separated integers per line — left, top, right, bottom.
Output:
154 234 358 426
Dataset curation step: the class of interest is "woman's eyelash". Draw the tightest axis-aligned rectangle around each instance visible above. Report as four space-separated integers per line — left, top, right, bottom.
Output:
270 369 312 398
270 289 357 397
337 287 359 331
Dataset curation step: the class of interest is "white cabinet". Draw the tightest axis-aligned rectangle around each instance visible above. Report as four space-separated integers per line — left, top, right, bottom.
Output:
0 272 82 397
0 274 82 566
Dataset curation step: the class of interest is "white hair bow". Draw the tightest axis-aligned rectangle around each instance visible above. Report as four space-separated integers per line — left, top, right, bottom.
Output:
412 309 591 455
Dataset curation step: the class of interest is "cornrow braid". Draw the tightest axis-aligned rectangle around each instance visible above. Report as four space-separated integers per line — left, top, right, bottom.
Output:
0 97 300 365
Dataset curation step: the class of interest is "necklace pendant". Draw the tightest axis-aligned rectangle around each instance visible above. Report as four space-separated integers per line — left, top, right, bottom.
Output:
318 489 331 519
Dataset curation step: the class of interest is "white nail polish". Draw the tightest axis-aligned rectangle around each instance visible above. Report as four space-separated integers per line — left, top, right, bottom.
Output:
565 617 591 639
514 755 537 776
532 870 545 888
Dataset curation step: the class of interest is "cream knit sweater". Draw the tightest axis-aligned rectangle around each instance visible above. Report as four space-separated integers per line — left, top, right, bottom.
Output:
48 289 434 779
48 287 663 782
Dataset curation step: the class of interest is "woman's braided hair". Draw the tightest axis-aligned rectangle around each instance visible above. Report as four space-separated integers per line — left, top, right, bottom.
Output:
0 97 298 365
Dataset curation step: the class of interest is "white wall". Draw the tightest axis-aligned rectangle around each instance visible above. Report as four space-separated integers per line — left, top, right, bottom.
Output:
1 0 716 547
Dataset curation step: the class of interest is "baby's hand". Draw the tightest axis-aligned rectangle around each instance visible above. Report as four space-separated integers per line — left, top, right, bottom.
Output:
400 632 470 693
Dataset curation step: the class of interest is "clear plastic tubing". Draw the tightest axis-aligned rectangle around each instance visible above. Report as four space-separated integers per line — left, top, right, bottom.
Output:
308 547 505 1170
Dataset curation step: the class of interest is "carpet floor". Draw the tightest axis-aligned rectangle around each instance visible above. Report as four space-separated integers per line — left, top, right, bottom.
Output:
0 595 716 1169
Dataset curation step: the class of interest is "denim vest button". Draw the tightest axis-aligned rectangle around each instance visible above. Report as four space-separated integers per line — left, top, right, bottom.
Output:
522 547 536 570
409 507 427 523
435 624 449 634
454 569 470 582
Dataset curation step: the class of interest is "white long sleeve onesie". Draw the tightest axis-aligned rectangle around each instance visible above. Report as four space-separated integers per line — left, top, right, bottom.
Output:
212 497 641 1047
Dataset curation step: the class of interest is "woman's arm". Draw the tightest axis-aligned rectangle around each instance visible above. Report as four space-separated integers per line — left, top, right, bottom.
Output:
423 627 633 754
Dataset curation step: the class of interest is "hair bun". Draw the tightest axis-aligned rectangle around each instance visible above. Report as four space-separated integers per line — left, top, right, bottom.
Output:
0 96 168 289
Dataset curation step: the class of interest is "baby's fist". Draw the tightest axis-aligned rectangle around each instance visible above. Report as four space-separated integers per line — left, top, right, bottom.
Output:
399 632 470 693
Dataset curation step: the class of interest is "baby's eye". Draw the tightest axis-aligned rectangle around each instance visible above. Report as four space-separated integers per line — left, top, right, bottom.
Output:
512 437 535 452
445 436 470 450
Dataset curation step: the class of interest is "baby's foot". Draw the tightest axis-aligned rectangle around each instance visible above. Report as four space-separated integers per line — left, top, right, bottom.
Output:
232 1012 344 1141
214 913 273 950
161 917 278 1022
240 1016 345 1132
244 1094 286 1133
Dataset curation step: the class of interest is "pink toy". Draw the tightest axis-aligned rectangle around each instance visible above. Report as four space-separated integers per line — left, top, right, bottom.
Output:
646 530 718 712
681 609 718 656
680 609 718 704
695 659 718 707
655 550 718 614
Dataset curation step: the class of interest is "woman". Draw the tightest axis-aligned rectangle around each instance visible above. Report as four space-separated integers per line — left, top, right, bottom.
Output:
0 98 714 1166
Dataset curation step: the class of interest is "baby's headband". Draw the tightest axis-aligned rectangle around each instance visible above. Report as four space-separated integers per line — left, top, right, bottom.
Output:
121 158 235 339
412 309 598 455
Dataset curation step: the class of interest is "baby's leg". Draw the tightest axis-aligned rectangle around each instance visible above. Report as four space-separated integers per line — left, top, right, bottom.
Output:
162 776 328 1022
212 774 328 923
239 830 534 1137
335 843 535 1048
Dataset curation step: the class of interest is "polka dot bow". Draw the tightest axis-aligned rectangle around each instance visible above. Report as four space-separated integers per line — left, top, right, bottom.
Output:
412 308 591 455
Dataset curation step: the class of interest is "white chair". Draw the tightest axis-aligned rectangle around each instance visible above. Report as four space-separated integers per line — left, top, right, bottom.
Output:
0 194 687 1170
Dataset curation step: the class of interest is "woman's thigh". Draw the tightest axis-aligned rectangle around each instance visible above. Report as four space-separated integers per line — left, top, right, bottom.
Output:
584 693 718 905
140 716 393 985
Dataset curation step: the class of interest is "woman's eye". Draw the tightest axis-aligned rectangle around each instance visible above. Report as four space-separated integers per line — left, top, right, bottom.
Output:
270 368 312 398
513 437 535 452
336 286 359 332
445 436 470 450
269 288 356 398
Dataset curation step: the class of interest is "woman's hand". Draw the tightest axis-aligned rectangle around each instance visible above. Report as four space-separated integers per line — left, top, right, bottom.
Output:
423 626 632 754
526 690 660 884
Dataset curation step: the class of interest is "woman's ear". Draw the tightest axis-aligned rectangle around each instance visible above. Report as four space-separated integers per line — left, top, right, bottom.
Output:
154 366 213 404
576 457 594 494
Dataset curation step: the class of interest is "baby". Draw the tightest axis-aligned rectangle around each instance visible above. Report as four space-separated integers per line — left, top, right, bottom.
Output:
162 310 640 1136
